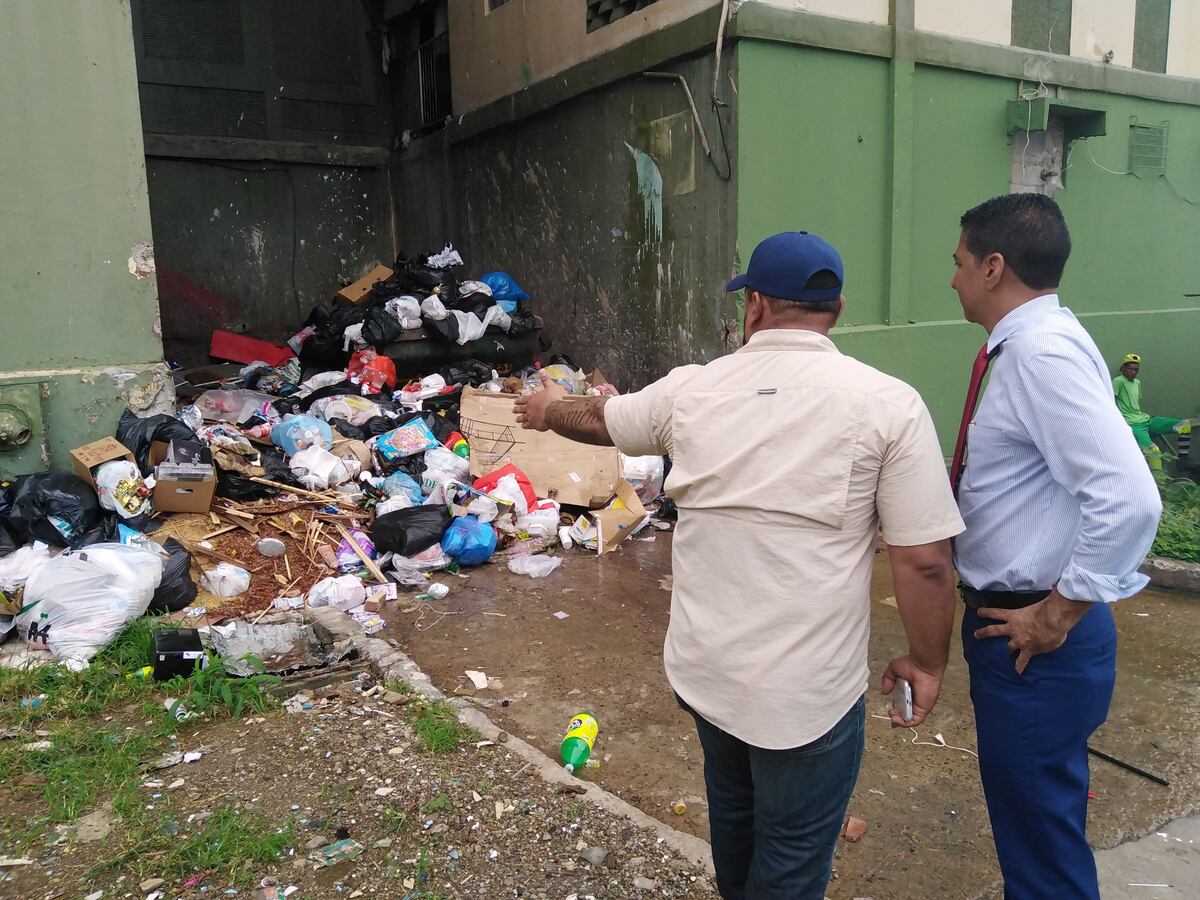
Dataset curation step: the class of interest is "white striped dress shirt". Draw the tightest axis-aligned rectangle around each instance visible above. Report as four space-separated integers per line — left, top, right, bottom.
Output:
955 294 1162 602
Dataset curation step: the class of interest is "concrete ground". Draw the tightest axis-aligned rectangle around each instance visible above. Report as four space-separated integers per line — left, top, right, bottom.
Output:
380 534 1200 899
1097 815 1200 899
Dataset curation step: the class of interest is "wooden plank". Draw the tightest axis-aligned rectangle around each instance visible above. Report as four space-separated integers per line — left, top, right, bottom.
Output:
335 524 387 584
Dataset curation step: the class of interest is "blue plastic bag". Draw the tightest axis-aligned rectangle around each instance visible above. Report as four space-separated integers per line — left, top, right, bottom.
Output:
481 272 529 314
383 472 424 505
441 515 497 566
271 415 333 456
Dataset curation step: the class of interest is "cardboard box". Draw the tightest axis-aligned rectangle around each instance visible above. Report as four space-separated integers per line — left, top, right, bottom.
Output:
460 387 619 509
335 265 393 306
71 437 136 488
594 480 650 554
150 441 216 513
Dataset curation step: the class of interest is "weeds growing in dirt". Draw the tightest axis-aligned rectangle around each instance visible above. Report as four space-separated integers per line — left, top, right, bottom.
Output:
1152 474 1200 563
406 697 477 754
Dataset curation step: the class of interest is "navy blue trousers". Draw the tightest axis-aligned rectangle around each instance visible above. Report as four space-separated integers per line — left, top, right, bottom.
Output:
679 694 865 900
963 604 1116 900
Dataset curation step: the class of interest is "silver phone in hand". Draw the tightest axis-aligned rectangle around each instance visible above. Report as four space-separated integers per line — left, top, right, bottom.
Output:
891 677 914 724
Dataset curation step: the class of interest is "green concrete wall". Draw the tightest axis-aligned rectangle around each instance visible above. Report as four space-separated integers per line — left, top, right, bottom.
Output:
0 0 168 476
737 38 1200 450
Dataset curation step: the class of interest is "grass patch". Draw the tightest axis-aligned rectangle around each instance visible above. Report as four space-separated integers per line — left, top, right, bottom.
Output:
95 805 293 883
405 697 477 754
1152 475 1200 563
420 793 453 815
160 653 281 722
382 807 409 835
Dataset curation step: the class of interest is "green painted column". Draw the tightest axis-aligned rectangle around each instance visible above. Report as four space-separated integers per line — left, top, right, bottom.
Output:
0 0 169 476
887 0 916 326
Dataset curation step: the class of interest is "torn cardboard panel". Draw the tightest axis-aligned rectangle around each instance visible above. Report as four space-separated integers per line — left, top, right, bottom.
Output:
594 480 649 554
336 265 393 306
461 387 619 509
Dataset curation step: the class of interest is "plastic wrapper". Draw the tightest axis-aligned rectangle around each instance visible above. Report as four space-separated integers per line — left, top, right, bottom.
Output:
271 415 334 455
465 495 499 524
193 389 278 424
542 364 587 395
289 446 352 491
422 447 470 492
17 542 164 665
393 543 451 573
371 506 452 556
310 395 383 427
116 409 199 476
200 563 251 597
94 461 151 519
148 538 197 613
427 243 463 269
0 541 51 592
383 471 424 505
296 371 351 398
442 516 497 566
620 454 666 504
335 529 376 573
508 555 563 578
457 280 494 299
3 473 101 547
375 419 440 461
307 574 367 611
177 405 203 433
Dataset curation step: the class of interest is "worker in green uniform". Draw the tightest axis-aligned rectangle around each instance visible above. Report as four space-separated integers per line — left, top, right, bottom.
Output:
1113 353 1191 469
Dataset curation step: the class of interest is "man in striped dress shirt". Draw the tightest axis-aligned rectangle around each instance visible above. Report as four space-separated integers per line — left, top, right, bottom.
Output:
949 193 1162 899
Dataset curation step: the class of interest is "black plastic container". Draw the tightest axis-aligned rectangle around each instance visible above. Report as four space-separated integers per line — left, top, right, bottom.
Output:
151 628 205 681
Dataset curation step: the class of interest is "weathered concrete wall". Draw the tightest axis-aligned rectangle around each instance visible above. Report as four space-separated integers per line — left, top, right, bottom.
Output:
148 159 393 363
445 49 740 391
0 0 170 475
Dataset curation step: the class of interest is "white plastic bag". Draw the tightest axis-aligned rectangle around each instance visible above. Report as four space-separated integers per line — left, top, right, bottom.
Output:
296 370 350 398
620 454 666 504
0 541 52 592
392 543 451 573
290 446 351 490
375 494 414 517
466 495 500 524
385 296 422 329
17 543 164 665
200 563 251 597
508 555 563 578
421 447 470 492
310 395 382 427
95 460 151 518
427 243 463 269
420 294 448 321
490 473 530 516
448 305 511 345
306 574 367 611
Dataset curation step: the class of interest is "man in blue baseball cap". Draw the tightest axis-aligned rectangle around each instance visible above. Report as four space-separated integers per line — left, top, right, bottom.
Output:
515 231 962 899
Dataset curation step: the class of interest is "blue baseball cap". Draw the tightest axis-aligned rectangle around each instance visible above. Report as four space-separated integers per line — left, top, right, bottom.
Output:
726 231 844 301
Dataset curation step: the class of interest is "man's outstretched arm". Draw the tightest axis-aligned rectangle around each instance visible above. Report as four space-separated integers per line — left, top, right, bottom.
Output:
514 371 614 446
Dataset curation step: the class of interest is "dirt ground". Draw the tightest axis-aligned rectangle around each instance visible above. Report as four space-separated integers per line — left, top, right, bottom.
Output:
383 535 1200 900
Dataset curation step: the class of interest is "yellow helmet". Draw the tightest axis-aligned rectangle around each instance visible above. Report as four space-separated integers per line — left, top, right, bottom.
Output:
1122 353 1141 365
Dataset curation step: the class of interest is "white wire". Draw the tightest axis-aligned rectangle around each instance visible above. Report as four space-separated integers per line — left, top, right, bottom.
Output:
1085 141 1131 176
909 727 979 759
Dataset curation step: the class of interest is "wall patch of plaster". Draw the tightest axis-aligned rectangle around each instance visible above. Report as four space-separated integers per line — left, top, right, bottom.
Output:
128 241 156 278
624 143 664 246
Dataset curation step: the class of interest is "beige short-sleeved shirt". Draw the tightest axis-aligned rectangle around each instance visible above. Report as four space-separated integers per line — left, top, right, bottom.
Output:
605 329 964 749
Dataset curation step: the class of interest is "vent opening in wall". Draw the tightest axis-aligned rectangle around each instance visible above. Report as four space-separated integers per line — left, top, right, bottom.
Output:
1129 119 1168 177
587 0 661 34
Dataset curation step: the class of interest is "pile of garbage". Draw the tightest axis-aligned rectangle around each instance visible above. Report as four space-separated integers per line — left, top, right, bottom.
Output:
0 250 670 670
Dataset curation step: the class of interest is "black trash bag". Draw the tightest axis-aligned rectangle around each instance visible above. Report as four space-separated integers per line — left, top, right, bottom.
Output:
327 418 367 441
371 506 452 557
422 396 461 429
506 308 538 338
117 409 200 476
361 306 405 348
71 513 163 550
364 416 396 437
216 447 301 500
441 360 494 388
4 473 100 547
299 305 370 370
149 539 197 613
0 480 18 556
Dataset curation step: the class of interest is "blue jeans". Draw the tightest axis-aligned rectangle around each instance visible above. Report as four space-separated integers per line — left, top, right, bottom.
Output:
679 694 865 900
963 604 1116 900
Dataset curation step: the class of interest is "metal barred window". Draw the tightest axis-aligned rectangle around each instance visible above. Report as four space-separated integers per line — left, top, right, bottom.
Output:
586 0 661 33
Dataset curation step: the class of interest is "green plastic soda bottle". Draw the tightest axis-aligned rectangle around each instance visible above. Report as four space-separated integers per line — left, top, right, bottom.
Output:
560 711 598 774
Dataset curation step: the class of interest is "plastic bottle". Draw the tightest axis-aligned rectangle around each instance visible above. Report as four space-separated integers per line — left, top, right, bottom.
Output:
560 711 599 774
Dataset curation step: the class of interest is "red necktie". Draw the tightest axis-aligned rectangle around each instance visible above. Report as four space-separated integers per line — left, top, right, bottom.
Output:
949 342 997 497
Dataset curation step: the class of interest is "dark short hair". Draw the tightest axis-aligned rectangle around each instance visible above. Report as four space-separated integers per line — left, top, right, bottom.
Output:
959 193 1071 290
756 269 842 316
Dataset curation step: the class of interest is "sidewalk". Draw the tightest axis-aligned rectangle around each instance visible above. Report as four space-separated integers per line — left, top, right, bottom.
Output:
1097 815 1200 898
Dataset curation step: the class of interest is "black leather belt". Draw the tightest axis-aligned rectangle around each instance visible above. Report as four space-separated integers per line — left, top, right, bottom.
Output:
959 582 1050 611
